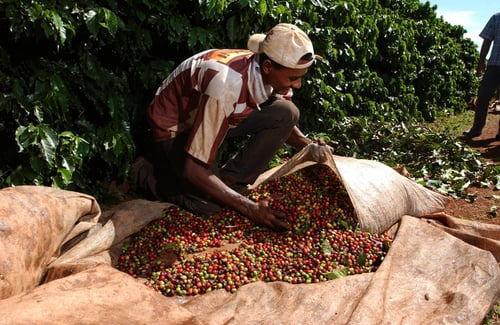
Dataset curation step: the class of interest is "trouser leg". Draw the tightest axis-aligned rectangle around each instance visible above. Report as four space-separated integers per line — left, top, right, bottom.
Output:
473 66 500 130
151 134 187 199
136 97 299 215
132 157 158 200
220 98 299 189
148 134 222 216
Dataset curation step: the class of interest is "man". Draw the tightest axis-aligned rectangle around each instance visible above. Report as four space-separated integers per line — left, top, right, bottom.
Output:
463 12 500 139
135 23 332 231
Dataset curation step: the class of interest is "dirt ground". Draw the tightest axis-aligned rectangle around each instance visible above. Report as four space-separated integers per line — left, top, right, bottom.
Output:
444 112 500 226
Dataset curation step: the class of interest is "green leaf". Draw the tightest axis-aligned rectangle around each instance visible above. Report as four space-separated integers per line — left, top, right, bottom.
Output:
49 10 66 43
258 0 267 15
58 168 73 184
15 125 32 151
85 8 117 37
101 8 118 37
60 152 75 172
356 251 366 267
75 138 90 157
85 10 99 35
321 239 333 256
39 124 59 166
324 268 348 280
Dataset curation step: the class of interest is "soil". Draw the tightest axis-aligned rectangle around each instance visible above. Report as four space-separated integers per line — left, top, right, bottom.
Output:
452 111 500 323
445 111 500 226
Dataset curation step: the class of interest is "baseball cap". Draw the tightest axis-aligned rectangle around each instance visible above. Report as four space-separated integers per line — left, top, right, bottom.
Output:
247 23 318 69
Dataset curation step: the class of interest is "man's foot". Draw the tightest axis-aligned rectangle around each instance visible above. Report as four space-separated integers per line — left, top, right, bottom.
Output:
462 128 481 138
488 101 500 113
132 157 158 200
495 101 500 113
230 183 250 196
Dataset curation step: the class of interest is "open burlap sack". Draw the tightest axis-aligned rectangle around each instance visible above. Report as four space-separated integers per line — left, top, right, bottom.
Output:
251 144 451 234
0 264 200 325
5 213 497 325
0 186 100 300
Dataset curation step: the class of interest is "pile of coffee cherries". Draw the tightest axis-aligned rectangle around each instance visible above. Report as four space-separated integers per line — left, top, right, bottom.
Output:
117 164 393 296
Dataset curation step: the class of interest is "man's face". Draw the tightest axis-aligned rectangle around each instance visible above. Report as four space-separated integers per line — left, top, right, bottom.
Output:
261 60 308 93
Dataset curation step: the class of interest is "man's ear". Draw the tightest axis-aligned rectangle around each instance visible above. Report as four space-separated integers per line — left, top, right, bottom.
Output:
261 59 274 74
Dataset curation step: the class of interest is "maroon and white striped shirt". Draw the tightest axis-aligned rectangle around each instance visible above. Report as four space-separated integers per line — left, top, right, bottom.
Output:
147 49 274 166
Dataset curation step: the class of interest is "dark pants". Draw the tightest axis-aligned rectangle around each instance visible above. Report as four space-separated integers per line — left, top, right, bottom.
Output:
472 65 500 131
135 98 299 213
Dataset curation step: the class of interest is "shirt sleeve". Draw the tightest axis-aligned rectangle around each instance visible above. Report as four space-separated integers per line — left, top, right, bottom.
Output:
479 15 496 40
183 51 246 165
186 95 231 166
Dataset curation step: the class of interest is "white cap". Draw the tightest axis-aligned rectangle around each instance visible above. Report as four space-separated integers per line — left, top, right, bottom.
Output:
247 23 317 69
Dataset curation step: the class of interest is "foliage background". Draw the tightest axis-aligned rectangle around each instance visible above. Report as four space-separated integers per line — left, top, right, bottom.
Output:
0 0 482 200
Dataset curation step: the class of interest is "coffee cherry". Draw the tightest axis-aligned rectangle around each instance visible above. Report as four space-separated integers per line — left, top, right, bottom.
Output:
117 165 393 296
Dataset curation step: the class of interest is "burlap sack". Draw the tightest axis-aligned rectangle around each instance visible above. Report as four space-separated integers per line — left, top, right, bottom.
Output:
252 144 451 233
44 145 449 279
0 186 100 300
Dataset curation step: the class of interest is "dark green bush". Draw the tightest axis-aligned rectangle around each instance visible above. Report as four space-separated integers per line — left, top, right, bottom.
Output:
0 0 479 200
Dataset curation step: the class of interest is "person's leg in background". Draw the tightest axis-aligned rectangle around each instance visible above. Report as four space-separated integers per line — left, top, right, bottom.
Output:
464 65 500 138
492 85 500 112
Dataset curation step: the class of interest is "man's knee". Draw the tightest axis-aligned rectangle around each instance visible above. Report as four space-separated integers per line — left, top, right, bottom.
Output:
270 99 300 126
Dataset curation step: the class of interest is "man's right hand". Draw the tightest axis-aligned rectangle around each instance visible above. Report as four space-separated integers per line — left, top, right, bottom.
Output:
183 156 291 232
245 199 291 231
476 62 486 77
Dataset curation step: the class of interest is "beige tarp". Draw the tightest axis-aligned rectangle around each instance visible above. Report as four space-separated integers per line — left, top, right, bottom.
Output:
0 186 100 299
0 145 499 324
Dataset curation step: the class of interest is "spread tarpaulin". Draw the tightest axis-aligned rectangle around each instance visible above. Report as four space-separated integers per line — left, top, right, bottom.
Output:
0 186 100 300
0 145 498 324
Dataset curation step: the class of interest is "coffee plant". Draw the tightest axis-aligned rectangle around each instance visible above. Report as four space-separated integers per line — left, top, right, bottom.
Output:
118 164 392 296
0 0 480 200
328 117 494 198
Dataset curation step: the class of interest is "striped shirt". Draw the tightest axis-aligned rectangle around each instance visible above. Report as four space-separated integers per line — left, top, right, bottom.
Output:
480 12 500 66
147 49 273 166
